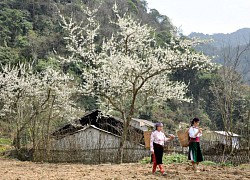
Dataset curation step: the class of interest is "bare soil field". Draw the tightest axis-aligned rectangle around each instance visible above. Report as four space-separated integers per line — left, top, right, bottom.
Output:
0 158 249 180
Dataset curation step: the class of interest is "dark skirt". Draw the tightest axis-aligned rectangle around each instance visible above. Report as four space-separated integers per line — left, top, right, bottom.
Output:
188 142 204 162
153 142 164 165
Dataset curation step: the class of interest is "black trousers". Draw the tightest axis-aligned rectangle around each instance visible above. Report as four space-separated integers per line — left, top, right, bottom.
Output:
152 142 164 165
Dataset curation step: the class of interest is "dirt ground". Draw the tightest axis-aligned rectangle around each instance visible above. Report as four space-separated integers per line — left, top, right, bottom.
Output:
0 158 249 180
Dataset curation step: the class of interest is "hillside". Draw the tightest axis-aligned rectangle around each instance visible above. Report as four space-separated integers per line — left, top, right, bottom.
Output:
189 28 250 48
0 0 176 68
189 28 250 83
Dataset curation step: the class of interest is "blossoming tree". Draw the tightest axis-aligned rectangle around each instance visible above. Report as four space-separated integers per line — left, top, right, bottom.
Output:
60 5 215 163
0 63 83 151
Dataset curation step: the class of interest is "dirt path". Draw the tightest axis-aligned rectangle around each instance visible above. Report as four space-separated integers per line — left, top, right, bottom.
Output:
0 158 249 180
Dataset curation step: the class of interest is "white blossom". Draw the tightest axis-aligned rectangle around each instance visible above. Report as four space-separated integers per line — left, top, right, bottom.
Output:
0 63 84 137
60 7 217 118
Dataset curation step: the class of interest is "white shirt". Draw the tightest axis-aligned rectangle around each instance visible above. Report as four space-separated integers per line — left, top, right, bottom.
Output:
150 130 170 152
188 126 202 138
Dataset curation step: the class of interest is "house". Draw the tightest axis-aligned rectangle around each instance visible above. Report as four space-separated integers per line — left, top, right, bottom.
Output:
203 130 240 149
130 118 155 131
34 110 150 163
214 131 240 149
51 110 146 143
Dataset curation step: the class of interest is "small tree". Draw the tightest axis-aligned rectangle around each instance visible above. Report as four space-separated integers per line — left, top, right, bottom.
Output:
0 63 83 153
60 5 215 163
211 41 250 157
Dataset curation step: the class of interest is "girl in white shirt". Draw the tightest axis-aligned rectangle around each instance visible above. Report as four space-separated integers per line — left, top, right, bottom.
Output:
188 118 204 172
150 122 175 176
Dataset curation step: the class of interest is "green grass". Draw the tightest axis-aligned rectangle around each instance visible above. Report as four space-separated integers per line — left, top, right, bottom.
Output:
0 138 12 145
140 154 236 167
0 145 8 154
0 138 12 156
220 162 234 167
201 161 217 166
238 164 250 170
140 153 188 164
202 161 234 167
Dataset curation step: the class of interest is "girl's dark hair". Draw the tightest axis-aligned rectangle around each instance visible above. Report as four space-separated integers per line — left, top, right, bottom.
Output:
190 118 200 126
155 122 163 130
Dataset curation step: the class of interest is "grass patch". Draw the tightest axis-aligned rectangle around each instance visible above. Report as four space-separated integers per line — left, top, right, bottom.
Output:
0 138 12 145
140 156 151 164
140 153 188 164
0 138 12 156
202 161 233 167
201 161 217 166
220 162 234 167
0 145 8 154
238 164 250 170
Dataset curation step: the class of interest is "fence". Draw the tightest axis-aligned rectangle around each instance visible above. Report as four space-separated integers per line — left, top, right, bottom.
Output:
163 133 250 165
33 125 151 164
200 139 250 165
33 129 249 165
34 147 150 164
204 153 249 166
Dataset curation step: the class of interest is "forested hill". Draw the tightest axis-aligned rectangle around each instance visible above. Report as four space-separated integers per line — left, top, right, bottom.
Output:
188 28 250 83
0 0 176 68
189 28 250 48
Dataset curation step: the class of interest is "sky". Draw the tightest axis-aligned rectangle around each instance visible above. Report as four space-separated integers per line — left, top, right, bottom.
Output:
146 0 250 35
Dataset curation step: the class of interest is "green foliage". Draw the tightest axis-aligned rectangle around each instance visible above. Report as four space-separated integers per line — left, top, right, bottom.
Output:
0 8 32 47
140 153 188 164
202 161 234 167
127 0 138 14
36 58 60 72
0 46 20 65
0 138 12 145
139 156 151 164
202 161 233 167
0 0 175 67
163 153 188 164
220 162 234 167
201 161 217 166
0 138 11 156
0 145 7 156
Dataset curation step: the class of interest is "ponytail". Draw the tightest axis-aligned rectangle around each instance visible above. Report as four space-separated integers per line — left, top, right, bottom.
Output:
190 117 200 126
190 120 194 126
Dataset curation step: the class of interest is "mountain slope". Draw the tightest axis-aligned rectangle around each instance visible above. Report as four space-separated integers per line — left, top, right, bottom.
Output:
189 28 250 83
189 28 250 48
0 0 176 67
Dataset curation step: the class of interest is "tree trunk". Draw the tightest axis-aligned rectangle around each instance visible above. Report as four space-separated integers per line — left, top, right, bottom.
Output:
45 96 56 159
248 110 250 156
117 115 132 164
13 131 21 150
118 124 128 164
